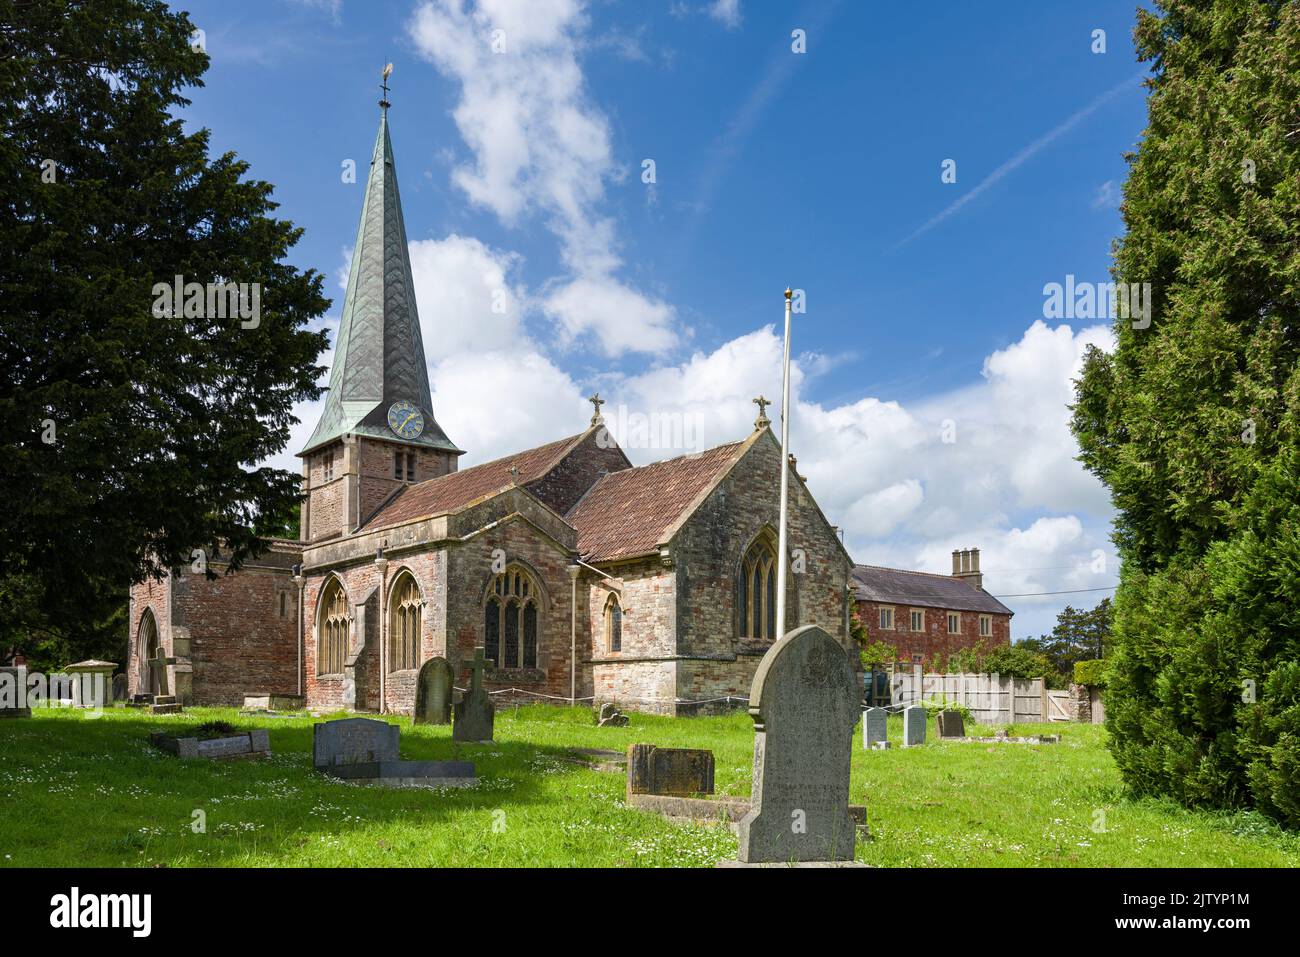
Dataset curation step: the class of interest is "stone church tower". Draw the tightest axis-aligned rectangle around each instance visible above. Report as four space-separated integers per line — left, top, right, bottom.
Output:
298 100 462 542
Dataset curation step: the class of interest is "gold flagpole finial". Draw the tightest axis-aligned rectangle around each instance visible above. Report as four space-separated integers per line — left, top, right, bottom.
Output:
784 286 793 301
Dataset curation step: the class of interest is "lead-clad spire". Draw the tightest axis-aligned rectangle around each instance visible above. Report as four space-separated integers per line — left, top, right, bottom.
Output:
302 84 459 457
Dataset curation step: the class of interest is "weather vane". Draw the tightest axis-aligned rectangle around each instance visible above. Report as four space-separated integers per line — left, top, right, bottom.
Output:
380 62 393 110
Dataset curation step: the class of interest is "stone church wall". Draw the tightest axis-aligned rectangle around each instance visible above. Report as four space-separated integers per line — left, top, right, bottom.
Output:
447 512 579 709
669 431 854 713
588 558 676 713
178 547 300 707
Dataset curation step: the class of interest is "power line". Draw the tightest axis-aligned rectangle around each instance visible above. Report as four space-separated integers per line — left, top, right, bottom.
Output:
991 585 1117 598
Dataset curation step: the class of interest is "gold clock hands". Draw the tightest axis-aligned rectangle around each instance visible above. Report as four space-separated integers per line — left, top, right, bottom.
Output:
399 412 417 430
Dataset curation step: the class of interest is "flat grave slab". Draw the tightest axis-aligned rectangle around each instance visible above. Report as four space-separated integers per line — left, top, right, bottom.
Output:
150 729 270 760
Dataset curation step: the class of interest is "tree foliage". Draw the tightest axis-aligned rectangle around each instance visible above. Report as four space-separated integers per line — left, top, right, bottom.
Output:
0 0 329 668
1070 1 1300 825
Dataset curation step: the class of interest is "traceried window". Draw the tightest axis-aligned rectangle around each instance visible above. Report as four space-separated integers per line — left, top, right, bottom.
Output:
319 579 349 675
738 538 777 641
605 594 623 653
389 573 421 672
484 566 541 668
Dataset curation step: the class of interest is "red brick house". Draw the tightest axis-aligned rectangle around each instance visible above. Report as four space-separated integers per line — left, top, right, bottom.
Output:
126 102 856 715
852 548 1013 667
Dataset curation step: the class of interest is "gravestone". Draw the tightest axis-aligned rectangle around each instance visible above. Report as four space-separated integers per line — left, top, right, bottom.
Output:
627 744 715 797
862 707 888 748
147 645 182 714
936 709 965 739
414 657 453 726
903 705 927 746
596 702 628 727
0 666 31 718
452 647 494 743
735 625 859 864
313 717 399 768
313 716 476 788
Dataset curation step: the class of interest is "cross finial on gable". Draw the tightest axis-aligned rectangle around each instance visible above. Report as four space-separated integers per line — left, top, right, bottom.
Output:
753 395 771 430
588 392 606 425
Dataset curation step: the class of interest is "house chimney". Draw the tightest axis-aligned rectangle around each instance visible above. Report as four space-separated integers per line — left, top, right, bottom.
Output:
952 547 983 589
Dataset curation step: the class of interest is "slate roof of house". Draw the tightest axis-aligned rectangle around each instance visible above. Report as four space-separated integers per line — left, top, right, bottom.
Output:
301 105 459 457
851 565 1013 616
360 432 587 530
567 441 747 563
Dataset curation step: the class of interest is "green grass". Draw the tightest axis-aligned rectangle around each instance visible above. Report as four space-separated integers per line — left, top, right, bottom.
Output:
0 704 1296 867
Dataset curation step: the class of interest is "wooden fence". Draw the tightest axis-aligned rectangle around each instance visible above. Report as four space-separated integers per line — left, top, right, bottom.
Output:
876 666 1072 724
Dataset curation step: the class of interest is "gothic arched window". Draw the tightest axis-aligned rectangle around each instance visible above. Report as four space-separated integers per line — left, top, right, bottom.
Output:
319 579 349 675
484 566 542 668
138 609 159 694
605 594 622 653
738 538 777 641
389 573 421 672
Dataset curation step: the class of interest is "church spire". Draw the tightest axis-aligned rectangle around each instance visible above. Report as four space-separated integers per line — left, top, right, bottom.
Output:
301 77 460 458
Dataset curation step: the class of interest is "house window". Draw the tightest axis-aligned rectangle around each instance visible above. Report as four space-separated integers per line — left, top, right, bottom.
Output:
389 573 421 672
879 606 894 630
910 609 924 632
484 566 541 668
738 538 777 641
947 611 961 635
319 579 349 675
979 614 992 638
605 594 622 653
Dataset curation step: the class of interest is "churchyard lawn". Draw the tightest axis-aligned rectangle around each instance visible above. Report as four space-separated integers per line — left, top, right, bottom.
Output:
1 705 1296 868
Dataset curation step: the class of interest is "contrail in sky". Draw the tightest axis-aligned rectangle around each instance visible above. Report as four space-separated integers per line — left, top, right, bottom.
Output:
892 70 1146 250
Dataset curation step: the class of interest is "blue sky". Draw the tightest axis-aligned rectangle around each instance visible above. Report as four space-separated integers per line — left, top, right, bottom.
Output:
177 0 1151 640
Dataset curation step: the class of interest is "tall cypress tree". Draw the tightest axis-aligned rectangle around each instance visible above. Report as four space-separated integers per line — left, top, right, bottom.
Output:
1072 1 1300 824
0 0 329 667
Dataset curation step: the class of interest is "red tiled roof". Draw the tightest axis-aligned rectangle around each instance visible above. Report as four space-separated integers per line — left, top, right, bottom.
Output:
361 433 584 530
851 565 1014 616
568 442 746 562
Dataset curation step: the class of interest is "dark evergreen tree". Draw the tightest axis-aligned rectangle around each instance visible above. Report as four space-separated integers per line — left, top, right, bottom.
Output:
1071 1 1299 824
0 0 329 667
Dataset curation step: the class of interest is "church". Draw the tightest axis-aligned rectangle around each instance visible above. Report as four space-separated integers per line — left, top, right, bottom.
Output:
127 100 856 716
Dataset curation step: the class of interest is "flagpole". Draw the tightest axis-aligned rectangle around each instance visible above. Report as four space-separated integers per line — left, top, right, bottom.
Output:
775 286 793 639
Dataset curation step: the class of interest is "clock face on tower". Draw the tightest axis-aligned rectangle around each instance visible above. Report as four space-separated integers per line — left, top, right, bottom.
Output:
387 400 425 439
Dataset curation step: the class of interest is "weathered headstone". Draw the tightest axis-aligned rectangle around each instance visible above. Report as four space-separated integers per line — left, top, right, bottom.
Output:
596 702 628 727
936 709 965 739
903 705 927 746
0 666 31 718
313 717 399 768
452 647 494 743
862 706 888 748
627 744 715 797
414 656 453 726
735 625 859 864
313 716 476 788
